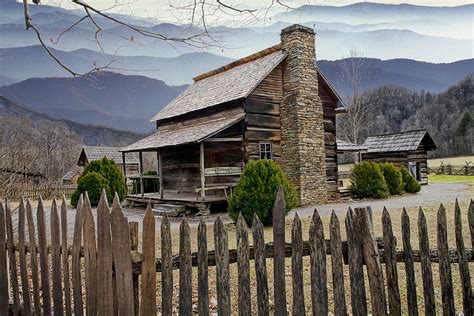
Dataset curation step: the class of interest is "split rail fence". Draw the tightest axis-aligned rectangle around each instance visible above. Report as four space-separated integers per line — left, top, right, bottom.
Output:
1 189 473 315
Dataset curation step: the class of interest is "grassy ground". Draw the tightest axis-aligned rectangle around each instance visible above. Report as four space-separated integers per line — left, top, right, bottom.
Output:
428 155 473 167
429 174 474 183
149 199 472 314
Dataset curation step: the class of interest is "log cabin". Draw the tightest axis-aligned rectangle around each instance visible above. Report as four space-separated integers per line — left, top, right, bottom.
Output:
121 24 348 207
361 130 437 184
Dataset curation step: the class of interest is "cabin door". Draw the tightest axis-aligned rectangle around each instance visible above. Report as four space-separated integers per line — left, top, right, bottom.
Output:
408 161 420 181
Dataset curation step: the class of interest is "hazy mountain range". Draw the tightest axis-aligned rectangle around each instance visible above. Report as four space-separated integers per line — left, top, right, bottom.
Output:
0 96 143 146
1 0 473 137
1 1 472 62
0 72 186 132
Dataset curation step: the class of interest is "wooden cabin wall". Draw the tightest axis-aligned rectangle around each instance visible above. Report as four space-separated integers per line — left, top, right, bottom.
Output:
161 144 200 193
204 122 246 187
319 81 339 197
244 64 283 165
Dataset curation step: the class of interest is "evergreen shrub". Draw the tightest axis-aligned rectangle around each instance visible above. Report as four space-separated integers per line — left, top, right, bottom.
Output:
349 161 389 199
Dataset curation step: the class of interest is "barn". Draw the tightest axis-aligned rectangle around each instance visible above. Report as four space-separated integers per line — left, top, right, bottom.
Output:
121 24 347 207
77 146 139 175
361 130 437 184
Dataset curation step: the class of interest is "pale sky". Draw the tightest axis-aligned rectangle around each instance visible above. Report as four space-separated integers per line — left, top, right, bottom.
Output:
41 0 473 22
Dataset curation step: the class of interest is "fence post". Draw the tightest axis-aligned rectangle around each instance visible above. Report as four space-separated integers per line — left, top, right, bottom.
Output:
161 214 173 316
141 203 157 316
83 193 98 315
382 208 401 316
214 216 231 315
197 219 209 316
0 201 8 316
356 207 387 316
272 187 287 316
37 197 52 315
309 209 328 315
61 196 72 316
5 201 20 315
72 195 84 316
236 214 251 315
330 211 347 316
401 208 418 315
51 198 64 315
18 199 33 315
345 208 366 316
418 208 436 314
468 199 474 249
454 200 473 315
437 204 455 315
252 214 269 316
97 191 114 315
291 213 305 315
110 194 135 316
129 221 139 315
179 218 192 314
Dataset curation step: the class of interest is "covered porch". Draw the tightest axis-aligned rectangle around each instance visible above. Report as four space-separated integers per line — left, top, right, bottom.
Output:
120 114 245 208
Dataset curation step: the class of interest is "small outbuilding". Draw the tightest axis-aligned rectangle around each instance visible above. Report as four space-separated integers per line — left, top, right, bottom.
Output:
77 146 140 175
361 130 437 184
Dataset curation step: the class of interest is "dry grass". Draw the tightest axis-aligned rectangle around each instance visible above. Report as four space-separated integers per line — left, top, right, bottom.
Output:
145 199 473 314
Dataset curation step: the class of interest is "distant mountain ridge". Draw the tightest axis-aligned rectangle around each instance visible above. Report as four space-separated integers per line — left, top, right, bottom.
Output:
1 45 472 92
0 96 143 146
0 72 186 133
1 1 472 62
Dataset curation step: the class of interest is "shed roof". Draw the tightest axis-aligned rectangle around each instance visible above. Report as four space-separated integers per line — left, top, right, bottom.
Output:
363 130 437 153
80 146 140 164
121 114 244 152
336 139 368 152
61 169 81 181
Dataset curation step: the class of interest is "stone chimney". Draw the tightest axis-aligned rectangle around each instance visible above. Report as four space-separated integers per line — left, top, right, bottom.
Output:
280 24 327 205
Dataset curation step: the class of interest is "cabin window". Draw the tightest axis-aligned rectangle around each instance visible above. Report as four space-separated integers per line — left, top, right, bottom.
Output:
259 142 272 160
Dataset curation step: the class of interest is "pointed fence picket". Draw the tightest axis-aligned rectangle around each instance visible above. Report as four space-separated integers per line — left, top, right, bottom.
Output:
1 191 473 315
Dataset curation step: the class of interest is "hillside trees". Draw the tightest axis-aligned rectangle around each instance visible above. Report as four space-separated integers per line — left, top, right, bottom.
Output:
342 75 474 157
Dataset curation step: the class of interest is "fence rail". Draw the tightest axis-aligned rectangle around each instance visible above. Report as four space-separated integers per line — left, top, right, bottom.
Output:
428 162 474 175
3 184 77 200
1 189 473 315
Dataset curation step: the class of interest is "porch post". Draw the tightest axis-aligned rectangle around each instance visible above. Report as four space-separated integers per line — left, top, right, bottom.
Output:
139 151 144 198
200 142 205 201
157 150 163 199
122 152 127 193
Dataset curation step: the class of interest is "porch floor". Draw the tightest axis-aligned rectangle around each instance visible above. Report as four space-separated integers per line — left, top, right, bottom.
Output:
126 191 227 207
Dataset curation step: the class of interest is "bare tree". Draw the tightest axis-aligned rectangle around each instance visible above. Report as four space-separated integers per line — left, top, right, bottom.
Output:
337 48 372 144
21 0 294 77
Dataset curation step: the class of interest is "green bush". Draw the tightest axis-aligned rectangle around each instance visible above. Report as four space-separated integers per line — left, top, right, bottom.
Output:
399 166 421 193
227 160 298 226
379 162 404 195
71 172 108 207
349 161 389 199
71 157 125 207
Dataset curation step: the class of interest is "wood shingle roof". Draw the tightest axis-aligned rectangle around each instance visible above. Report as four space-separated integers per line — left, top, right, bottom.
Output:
151 48 286 122
80 146 139 164
363 130 437 153
122 114 244 152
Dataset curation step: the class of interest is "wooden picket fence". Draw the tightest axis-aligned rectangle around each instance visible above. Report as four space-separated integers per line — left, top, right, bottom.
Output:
5 184 77 200
1 189 473 315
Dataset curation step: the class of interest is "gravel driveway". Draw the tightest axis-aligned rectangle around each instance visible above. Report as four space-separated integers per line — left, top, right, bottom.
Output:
7 182 472 238
290 182 473 219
